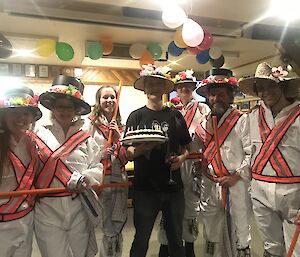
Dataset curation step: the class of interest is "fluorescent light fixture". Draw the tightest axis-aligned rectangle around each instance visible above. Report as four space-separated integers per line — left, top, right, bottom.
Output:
269 0 300 21
12 48 37 58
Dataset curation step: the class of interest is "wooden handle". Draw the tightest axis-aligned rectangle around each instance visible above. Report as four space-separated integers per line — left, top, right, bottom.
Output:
0 182 132 198
286 225 300 257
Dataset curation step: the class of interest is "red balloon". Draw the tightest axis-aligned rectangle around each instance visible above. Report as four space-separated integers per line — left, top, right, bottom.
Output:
197 30 213 51
187 46 202 55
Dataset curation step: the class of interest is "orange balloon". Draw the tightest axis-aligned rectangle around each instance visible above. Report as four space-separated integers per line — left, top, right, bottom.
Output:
174 26 187 48
100 35 113 55
139 50 154 67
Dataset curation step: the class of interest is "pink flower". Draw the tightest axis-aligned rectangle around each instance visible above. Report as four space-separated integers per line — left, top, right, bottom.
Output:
171 96 181 105
271 66 288 78
228 77 238 85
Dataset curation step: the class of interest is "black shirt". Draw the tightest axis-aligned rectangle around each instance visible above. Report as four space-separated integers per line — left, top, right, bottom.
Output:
125 106 191 192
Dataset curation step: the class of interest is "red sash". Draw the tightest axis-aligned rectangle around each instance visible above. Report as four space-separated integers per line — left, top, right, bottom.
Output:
184 101 198 129
252 106 300 183
94 123 127 174
196 109 243 181
0 147 37 221
33 130 90 197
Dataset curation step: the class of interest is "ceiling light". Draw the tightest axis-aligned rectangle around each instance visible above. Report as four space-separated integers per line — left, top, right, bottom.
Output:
269 0 300 21
12 48 37 58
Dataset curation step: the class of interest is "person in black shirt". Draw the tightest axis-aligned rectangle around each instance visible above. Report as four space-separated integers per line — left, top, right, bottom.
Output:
125 64 191 257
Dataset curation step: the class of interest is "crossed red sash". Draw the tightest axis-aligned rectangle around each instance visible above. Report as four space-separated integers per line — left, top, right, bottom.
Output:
184 101 199 129
196 109 243 181
0 146 36 221
94 123 127 174
32 130 90 197
252 105 300 183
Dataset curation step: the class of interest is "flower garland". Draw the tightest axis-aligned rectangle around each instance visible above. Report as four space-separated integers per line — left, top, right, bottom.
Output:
201 75 238 86
140 64 172 80
0 94 39 108
49 84 83 99
173 69 197 83
164 96 183 110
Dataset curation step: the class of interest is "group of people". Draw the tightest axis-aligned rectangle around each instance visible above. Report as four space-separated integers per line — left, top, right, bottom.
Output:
0 61 299 257
0 75 128 257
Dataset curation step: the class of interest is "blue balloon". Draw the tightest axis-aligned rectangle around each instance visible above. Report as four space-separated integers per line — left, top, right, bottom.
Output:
196 49 210 64
168 41 185 57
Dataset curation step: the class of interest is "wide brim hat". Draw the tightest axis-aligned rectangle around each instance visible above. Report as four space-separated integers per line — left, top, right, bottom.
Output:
0 86 42 123
196 68 239 97
39 75 91 115
174 69 197 90
239 62 300 97
133 64 174 94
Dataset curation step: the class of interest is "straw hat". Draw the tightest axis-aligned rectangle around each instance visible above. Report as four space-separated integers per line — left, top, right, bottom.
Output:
239 62 300 97
196 68 239 97
134 64 174 94
173 69 197 90
0 86 42 122
39 75 91 115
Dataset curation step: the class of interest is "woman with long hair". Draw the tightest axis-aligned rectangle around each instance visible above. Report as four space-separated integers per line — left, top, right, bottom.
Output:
0 86 42 257
87 85 128 257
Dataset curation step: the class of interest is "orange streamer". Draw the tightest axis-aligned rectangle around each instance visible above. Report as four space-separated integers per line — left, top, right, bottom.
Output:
286 225 300 257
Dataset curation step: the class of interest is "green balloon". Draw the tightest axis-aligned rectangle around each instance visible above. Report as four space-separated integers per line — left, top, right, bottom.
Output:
87 42 103 60
147 43 162 60
56 42 74 61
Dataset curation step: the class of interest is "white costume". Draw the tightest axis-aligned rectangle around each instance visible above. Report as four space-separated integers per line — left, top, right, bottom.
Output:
0 135 39 257
249 101 300 257
34 119 103 257
158 100 209 244
196 107 252 257
85 117 128 257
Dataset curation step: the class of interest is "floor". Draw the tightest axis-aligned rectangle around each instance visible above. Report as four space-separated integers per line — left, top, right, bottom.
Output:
32 207 264 257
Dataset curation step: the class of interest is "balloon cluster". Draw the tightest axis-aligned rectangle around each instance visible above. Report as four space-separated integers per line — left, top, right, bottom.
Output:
129 42 163 67
35 35 114 61
162 4 225 68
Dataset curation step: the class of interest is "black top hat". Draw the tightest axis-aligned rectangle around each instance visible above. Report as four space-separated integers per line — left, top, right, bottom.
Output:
39 75 91 115
0 86 42 122
196 68 239 97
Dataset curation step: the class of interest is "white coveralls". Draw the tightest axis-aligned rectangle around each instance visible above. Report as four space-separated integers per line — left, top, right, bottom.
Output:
249 101 300 257
0 135 38 257
34 119 103 257
85 117 128 257
158 101 209 244
196 107 252 257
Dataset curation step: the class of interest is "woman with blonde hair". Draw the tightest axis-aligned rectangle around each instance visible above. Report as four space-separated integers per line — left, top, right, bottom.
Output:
87 85 128 257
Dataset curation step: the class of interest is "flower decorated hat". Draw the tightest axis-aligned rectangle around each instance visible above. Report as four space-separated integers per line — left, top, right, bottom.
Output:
0 85 42 121
173 69 197 89
39 75 91 115
196 68 239 97
134 64 174 94
239 62 300 97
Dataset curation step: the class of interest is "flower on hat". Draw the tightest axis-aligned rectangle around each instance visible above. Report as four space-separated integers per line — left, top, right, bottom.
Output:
173 69 197 83
271 66 288 80
200 75 238 86
0 94 39 108
49 84 83 99
140 64 172 80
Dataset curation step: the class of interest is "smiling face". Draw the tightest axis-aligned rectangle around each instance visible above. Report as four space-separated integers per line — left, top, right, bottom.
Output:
3 108 34 137
99 87 116 116
207 86 233 116
254 79 282 108
52 98 76 127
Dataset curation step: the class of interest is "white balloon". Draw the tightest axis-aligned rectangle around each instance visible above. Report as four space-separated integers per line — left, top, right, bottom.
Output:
182 19 204 47
129 43 147 59
162 5 187 29
209 47 222 59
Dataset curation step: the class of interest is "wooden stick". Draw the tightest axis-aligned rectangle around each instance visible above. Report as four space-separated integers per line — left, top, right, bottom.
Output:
0 181 132 198
212 116 227 208
286 225 300 257
104 80 123 175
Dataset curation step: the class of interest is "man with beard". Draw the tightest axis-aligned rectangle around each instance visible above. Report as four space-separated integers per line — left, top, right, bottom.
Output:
195 68 252 257
239 63 300 257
